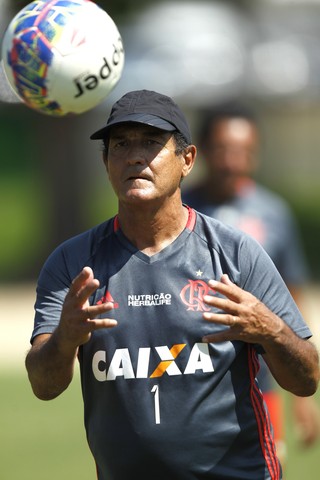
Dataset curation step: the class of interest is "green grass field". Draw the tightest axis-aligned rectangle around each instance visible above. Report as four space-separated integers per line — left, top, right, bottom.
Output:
0 369 96 480
1 367 320 479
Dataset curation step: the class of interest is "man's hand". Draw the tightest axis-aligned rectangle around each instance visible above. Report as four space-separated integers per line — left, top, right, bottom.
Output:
201 274 319 397
25 267 117 400
293 395 320 447
57 266 117 351
201 274 282 346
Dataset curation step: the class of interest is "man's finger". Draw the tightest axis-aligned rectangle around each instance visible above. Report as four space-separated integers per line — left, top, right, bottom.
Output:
202 332 232 343
89 318 118 330
207 277 243 302
203 294 238 312
70 267 94 290
83 302 115 319
68 267 100 303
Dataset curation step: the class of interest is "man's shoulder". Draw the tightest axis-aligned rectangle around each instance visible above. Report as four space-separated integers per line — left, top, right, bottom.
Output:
44 217 116 269
193 209 250 248
61 217 115 249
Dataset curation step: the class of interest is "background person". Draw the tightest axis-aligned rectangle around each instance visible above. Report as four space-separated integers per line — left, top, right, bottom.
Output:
183 102 320 463
25 90 319 480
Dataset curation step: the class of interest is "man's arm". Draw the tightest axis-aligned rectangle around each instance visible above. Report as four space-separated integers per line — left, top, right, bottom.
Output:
25 332 78 400
260 327 318 396
202 274 319 397
25 267 117 400
285 284 320 445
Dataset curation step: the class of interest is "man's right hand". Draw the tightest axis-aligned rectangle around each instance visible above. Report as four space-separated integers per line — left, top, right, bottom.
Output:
57 266 117 351
25 267 117 400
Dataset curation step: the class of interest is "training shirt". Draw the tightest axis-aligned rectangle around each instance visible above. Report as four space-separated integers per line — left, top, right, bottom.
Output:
32 207 311 480
183 181 309 392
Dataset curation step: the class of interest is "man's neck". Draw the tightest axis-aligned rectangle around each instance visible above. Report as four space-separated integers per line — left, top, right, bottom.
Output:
117 199 189 256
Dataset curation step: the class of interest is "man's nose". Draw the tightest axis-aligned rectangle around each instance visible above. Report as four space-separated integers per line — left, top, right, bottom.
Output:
126 143 148 165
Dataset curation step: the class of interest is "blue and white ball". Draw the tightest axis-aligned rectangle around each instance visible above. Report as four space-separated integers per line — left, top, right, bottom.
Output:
1 0 125 116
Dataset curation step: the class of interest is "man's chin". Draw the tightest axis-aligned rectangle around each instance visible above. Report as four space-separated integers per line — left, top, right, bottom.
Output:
122 189 154 203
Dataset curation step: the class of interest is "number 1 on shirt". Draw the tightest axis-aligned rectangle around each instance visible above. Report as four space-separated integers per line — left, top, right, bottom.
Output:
151 385 160 424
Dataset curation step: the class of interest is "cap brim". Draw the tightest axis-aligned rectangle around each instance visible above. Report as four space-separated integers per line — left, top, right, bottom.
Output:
90 113 176 140
0 60 22 104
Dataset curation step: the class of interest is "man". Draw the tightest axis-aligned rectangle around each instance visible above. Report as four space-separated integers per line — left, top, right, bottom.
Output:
182 102 320 462
26 90 319 480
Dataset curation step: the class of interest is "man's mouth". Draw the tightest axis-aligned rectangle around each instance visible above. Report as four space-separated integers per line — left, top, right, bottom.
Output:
126 173 150 181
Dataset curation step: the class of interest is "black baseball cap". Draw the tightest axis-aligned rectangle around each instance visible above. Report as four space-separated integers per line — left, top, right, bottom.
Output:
90 89 192 144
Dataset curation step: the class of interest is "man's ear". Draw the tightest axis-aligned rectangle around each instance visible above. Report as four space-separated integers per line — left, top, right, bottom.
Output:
181 145 197 179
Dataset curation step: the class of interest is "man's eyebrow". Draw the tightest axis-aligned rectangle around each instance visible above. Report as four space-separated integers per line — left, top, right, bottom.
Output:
143 129 171 139
109 132 126 140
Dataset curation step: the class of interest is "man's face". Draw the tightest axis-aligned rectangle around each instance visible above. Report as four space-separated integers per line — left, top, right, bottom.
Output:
201 117 258 200
105 123 189 205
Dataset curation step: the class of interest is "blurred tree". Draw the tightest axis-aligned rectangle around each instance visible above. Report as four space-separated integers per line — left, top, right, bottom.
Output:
35 115 92 252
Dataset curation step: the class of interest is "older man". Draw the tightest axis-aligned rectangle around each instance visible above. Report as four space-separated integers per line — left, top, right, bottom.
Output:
26 90 319 480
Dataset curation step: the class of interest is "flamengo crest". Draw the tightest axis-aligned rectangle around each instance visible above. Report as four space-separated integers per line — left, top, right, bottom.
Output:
180 279 215 312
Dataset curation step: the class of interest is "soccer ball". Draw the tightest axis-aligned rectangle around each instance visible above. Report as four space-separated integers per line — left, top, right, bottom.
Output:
0 0 125 116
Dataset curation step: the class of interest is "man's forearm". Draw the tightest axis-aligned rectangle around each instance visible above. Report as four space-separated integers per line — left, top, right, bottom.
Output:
25 332 78 401
262 325 319 397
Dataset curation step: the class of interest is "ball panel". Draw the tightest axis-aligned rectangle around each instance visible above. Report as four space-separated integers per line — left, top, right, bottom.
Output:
1 0 124 116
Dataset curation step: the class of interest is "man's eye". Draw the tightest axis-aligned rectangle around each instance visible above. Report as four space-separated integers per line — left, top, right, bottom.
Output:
145 139 160 146
112 141 127 149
